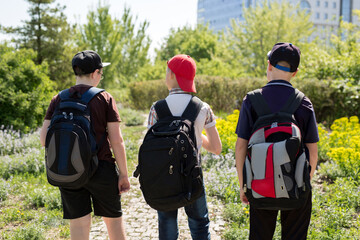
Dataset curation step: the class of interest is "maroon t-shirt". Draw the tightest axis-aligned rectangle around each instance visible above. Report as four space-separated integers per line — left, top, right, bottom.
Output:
45 84 121 163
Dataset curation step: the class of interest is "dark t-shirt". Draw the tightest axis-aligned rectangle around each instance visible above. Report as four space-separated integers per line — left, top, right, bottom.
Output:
45 84 121 163
236 80 319 144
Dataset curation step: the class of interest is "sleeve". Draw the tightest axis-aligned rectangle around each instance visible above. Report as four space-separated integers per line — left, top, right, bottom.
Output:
302 98 319 143
106 93 121 122
203 103 216 129
147 104 158 129
235 96 254 140
44 95 59 120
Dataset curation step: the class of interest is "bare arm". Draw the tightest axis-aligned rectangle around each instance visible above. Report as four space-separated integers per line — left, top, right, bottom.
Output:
201 125 222 155
235 137 249 204
40 120 50 147
107 122 130 194
305 142 318 179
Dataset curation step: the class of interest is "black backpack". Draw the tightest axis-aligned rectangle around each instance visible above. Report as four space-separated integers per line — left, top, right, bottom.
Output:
243 87 311 210
134 96 204 212
45 87 105 189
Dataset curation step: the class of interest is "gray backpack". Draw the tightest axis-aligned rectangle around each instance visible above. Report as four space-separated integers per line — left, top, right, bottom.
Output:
45 87 105 189
243 87 311 210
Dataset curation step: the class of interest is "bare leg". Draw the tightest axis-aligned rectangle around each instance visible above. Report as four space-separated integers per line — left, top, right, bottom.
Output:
69 214 91 240
103 216 127 240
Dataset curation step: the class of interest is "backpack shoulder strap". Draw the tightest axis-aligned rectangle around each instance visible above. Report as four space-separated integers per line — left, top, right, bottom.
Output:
59 89 71 100
247 89 272 116
280 89 305 114
81 87 105 104
154 99 173 120
181 96 203 122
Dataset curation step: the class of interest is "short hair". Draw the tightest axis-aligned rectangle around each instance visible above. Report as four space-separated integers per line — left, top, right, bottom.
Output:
73 66 91 77
276 61 291 68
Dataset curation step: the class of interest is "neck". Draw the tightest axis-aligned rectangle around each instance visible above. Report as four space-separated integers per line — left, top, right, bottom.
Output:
75 77 97 87
268 77 291 82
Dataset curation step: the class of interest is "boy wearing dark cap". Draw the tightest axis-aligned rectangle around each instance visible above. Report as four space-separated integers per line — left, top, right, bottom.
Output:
40 50 130 240
147 54 222 240
235 43 319 239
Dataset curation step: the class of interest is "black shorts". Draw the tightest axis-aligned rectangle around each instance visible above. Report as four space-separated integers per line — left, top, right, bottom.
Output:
59 161 122 219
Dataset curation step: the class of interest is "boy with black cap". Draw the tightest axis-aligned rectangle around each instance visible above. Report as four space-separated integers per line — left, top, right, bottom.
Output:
147 54 222 240
235 43 319 239
40 50 130 240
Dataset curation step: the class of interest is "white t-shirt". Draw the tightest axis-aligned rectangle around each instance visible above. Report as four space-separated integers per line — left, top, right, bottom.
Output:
147 90 216 150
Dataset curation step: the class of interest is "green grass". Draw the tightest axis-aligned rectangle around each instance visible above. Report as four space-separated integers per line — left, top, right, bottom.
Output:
0 114 147 238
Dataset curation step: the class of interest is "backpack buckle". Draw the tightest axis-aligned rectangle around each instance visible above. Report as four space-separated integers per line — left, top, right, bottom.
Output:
169 120 181 127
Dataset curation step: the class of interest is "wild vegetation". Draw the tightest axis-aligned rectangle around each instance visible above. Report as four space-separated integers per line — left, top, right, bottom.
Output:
0 0 359 239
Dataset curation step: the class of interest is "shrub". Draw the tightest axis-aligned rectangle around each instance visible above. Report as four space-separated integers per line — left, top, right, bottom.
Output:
118 108 145 126
129 76 359 125
0 148 44 179
215 110 239 154
309 178 360 240
318 116 360 182
7 223 45 240
25 187 62 210
128 76 264 113
128 79 168 110
0 46 56 132
0 127 41 156
203 152 240 203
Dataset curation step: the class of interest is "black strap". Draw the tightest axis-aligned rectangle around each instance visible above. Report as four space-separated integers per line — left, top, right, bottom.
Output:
59 87 104 103
280 89 305 114
247 89 272 116
59 89 71 100
81 87 105 103
154 99 173 120
154 96 203 122
182 97 203 122
248 88 305 117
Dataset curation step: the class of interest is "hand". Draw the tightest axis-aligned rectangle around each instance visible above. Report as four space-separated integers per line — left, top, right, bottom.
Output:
118 176 130 195
240 189 249 205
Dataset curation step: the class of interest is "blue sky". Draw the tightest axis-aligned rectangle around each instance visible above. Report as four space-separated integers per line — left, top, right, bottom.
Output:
0 0 198 56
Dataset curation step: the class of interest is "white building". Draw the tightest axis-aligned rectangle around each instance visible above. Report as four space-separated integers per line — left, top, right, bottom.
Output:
197 0 360 40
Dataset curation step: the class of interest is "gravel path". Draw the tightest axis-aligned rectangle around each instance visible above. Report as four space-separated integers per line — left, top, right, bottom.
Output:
90 118 226 239
90 175 226 240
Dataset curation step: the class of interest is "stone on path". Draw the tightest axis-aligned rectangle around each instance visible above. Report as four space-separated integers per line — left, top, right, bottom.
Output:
90 176 225 240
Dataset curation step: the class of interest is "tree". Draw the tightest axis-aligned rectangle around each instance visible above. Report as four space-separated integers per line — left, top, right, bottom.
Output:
152 24 243 79
156 24 219 62
0 44 55 132
300 10 360 83
77 3 151 88
226 0 313 77
3 0 75 89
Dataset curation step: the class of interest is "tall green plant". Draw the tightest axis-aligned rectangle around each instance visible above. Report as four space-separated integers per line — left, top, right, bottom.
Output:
300 11 360 83
77 2 151 88
3 0 75 89
0 45 55 132
156 24 219 62
226 0 313 77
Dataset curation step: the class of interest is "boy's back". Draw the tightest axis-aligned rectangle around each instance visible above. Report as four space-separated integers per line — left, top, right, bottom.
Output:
44 84 120 163
39 50 129 239
154 91 216 149
144 54 221 240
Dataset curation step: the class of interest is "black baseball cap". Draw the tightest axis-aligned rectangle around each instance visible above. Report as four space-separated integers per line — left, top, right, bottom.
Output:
267 43 300 72
72 50 110 75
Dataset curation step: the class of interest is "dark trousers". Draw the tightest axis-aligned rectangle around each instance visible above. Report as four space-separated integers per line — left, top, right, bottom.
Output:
249 192 312 240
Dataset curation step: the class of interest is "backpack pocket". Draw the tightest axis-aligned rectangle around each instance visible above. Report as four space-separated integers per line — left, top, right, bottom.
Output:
138 138 183 199
295 152 311 191
249 140 300 199
45 122 91 187
250 143 276 198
